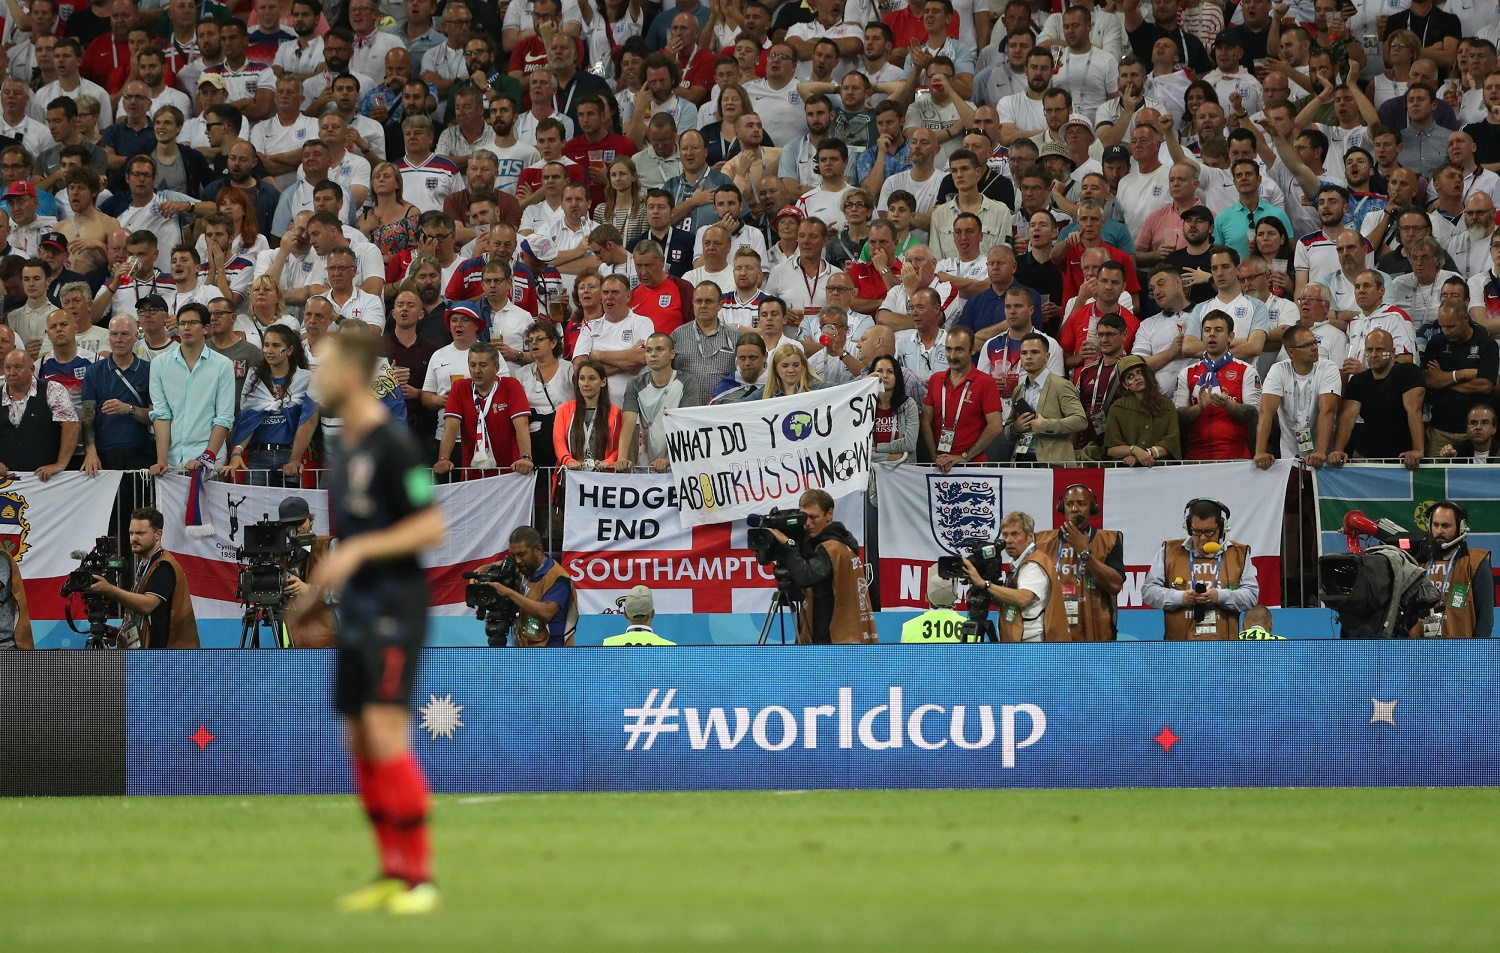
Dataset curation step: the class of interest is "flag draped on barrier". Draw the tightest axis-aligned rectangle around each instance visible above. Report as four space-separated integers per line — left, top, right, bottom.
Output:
662 377 881 527
561 471 864 615
157 473 535 617
0 472 123 619
874 462 1293 609
1314 464 1500 559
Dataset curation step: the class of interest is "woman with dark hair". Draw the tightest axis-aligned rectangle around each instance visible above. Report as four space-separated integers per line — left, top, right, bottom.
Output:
554 359 623 471
223 324 313 485
702 83 773 166
1102 355 1180 465
870 355 918 461
1253 218 1295 298
1178 80 1219 142
516 321 574 474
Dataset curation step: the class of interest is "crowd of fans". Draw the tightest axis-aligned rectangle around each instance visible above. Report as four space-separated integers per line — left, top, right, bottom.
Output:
2 0 1500 489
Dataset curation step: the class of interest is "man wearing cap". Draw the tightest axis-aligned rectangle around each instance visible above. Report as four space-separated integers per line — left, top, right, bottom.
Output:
81 314 155 474
603 586 676 645
132 296 180 360
1136 182 1210 271
36 231 86 307
478 526 577 648
276 496 337 649
420 307 490 440
1200 30 1263 117
3 182 58 258
900 567 968 643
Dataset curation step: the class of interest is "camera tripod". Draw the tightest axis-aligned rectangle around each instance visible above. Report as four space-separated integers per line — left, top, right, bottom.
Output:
239 602 291 648
960 591 999 643
757 571 802 645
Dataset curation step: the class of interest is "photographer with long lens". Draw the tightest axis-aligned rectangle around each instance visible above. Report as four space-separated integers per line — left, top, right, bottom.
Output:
766 489 878 645
87 507 200 649
473 526 576 647
0 545 31 650
963 511 1067 642
1413 501 1492 639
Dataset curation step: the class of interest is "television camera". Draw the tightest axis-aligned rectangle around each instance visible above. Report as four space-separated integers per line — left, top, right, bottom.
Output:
937 540 1006 642
234 512 317 648
746 508 808 645
464 556 520 647
1319 510 1439 638
59 536 126 649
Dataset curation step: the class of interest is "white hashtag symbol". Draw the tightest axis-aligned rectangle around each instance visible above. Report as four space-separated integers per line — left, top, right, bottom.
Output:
622 689 680 750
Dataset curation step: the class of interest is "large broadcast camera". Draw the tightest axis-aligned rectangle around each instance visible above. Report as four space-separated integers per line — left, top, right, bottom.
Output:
1318 510 1439 638
59 536 126 648
937 540 1006 643
746 508 807 645
464 556 520 647
235 516 317 609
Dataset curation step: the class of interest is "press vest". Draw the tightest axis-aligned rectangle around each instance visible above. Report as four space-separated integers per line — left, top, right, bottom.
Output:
997 549 1070 642
516 559 577 647
1033 528 1121 642
1160 539 1250 641
1425 547 1490 639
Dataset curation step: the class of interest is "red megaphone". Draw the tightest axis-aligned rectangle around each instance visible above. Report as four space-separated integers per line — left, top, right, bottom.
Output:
1342 510 1380 554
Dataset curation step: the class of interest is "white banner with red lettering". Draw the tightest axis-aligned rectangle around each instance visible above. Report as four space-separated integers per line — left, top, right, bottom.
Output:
874 462 1293 608
2 472 124 619
157 472 535 617
561 471 864 615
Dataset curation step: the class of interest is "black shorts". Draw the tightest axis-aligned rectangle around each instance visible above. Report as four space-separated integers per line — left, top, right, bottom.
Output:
333 581 429 717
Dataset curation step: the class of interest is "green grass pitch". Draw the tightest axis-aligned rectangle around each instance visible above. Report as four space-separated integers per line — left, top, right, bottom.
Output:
4 788 1498 951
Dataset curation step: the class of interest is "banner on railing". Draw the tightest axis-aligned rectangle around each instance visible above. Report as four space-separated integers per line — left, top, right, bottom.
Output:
561 471 863 615
875 462 1292 609
2 472 123 619
1314 465 1500 560
663 377 881 527
157 472 535 617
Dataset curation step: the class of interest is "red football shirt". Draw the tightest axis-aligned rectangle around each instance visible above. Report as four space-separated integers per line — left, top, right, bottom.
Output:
563 133 639 205
630 277 692 335
442 376 532 468
922 366 1002 461
1056 304 1140 357
1060 242 1141 304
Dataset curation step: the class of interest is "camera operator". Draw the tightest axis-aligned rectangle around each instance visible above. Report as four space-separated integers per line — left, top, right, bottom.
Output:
0 546 32 650
964 511 1067 642
87 507 200 649
1142 498 1260 640
767 489 878 645
1033 484 1125 641
602 586 678 645
1414 501 1492 639
279 496 336 648
476 527 576 647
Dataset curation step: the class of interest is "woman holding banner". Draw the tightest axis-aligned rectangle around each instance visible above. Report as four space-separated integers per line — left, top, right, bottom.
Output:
554 359 623 472
760 344 824 399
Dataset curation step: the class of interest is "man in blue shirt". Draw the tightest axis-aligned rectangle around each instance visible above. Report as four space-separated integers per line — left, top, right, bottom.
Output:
957 244 1042 340
82 315 155 473
147 302 236 473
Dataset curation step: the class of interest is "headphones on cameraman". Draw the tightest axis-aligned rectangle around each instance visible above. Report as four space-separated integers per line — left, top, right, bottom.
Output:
1427 499 1469 551
1183 498 1231 536
1056 483 1100 516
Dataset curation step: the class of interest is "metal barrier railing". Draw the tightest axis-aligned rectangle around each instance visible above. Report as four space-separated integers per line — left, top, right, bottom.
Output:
91 456 1356 609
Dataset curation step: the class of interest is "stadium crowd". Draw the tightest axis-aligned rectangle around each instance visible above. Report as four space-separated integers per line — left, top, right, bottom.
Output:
0 0 1499 646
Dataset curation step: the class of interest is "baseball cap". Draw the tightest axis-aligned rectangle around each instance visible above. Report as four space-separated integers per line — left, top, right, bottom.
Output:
1181 204 1215 223
40 231 68 252
136 293 168 312
1061 111 1094 134
446 304 485 328
198 73 227 90
519 234 556 263
772 204 806 224
1215 29 1244 47
621 585 654 620
4 180 37 199
926 566 957 609
1101 144 1131 164
278 496 311 525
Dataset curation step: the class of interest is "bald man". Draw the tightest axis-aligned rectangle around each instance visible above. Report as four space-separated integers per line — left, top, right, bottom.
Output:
1328 328 1426 470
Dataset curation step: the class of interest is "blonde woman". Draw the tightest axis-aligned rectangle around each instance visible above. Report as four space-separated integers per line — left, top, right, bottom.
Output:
592 156 649 246
239 276 298 347
357 161 421 262
761 343 823 399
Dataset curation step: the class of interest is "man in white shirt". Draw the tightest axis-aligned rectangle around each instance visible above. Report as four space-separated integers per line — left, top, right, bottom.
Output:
250 75 320 190
1199 30 1263 117
1253 324 1341 468
1343 269 1416 371
683 225 735 291
1183 247 1271 361
572 273 654 405
1276 282 1348 368
396 114 463 214
538 182 600 294
1445 192 1497 278
1047 6 1117 116
1116 121 1170 237
347 0 405 79
1386 236 1461 345
316 111 372 224
1134 265 1196 398
877 126 942 219
28 38 109 123
519 161 569 236
997 47 1054 147
0 80 50 159
316 246 385 329
794 140 854 230
745 42 808 147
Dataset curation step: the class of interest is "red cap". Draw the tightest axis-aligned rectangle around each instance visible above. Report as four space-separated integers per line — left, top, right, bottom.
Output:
4 180 37 199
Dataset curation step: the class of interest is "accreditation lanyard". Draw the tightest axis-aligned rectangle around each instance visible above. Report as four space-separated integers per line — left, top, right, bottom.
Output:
800 263 825 311
1007 544 1036 588
1287 370 1316 433
472 381 500 461
1083 360 1115 418
993 335 1023 375
1427 550 1459 606
937 378 971 432
133 547 164 595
